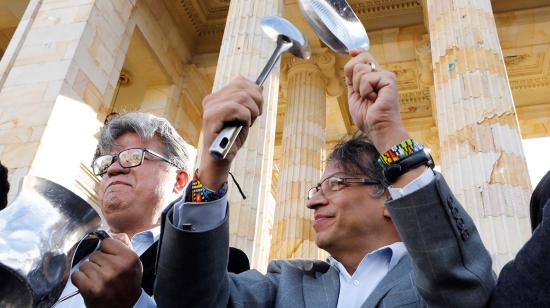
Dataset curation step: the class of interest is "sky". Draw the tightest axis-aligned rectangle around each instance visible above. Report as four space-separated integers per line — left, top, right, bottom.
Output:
523 137 550 188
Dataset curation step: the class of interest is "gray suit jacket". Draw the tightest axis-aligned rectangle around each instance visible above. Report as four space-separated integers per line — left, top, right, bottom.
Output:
154 172 495 307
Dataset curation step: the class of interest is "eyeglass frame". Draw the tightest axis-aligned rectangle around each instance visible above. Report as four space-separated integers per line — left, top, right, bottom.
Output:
92 147 178 176
307 175 383 200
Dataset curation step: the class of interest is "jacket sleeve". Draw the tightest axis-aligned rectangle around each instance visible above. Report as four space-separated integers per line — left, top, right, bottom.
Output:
154 203 231 307
154 200 280 308
490 200 550 307
385 172 496 308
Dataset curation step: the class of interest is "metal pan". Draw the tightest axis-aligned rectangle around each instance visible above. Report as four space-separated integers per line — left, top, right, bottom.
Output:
298 0 369 54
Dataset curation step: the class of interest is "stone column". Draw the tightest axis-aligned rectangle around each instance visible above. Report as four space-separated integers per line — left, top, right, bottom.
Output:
270 54 329 259
424 0 532 270
209 0 283 271
0 0 136 205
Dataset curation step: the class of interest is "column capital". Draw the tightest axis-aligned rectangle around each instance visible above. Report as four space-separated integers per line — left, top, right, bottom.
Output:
282 49 343 97
415 35 433 86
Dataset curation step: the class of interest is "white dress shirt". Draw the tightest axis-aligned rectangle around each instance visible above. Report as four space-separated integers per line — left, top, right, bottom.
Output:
329 169 434 307
329 242 407 308
55 226 161 308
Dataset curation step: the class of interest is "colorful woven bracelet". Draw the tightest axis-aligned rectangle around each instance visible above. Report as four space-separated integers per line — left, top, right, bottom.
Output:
186 172 228 203
377 138 424 167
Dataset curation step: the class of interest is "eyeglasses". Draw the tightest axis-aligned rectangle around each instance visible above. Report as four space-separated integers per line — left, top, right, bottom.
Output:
307 176 382 200
92 147 177 176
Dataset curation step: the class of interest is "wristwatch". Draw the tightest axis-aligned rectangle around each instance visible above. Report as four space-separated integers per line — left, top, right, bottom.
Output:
382 148 434 183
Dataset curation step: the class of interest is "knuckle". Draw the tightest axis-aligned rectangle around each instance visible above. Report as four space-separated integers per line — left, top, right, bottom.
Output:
202 108 215 122
235 90 250 103
202 94 214 107
226 103 241 116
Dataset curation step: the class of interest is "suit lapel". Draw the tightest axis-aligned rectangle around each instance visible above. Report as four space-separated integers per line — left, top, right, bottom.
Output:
302 261 340 308
360 255 412 308
140 241 159 296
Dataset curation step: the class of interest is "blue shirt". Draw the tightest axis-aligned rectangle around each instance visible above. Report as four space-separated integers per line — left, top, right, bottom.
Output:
328 242 408 308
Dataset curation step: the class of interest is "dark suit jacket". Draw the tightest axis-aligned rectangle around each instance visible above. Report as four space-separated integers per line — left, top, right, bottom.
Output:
489 200 550 307
154 172 496 307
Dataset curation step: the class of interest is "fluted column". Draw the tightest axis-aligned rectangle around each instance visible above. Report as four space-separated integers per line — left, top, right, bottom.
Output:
210 0 283 271
425 0 532 270
270 54 329 259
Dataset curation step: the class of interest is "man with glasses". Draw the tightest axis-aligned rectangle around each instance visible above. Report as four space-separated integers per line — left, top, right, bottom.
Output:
154 52 495 307
56 112 190 307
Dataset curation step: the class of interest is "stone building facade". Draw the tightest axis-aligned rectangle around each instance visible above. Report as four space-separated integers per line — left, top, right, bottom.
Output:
1 0 549 272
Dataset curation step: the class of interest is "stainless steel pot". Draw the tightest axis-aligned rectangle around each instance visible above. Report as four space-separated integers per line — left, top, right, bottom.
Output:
0 176 101 307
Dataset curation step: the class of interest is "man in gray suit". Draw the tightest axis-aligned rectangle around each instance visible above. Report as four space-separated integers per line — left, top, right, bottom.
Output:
154 51 496 307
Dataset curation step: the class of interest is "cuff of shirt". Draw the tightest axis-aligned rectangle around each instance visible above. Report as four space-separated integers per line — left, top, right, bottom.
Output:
171 193 228 232
133 289 156 308
387 168 435 200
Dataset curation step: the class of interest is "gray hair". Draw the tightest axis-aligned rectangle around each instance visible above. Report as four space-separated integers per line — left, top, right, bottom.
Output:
98 112 190 172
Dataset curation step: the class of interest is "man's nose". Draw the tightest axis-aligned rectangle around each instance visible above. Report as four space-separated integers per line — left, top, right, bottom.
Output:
306 190 328 209
105 159 130 176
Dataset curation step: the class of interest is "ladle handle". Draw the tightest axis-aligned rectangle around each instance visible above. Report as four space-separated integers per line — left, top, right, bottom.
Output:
209 39 291 160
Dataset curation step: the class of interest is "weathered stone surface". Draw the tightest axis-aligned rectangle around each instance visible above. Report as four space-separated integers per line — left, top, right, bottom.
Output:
270 59 326 260
426 0 532 271
208 0 283 272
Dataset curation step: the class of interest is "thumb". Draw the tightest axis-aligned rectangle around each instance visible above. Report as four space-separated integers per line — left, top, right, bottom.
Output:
110 233 133 249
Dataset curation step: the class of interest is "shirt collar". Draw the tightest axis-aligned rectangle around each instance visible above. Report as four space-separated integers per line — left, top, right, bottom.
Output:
327 241 408 275
131 225 161 242
106 225 161 256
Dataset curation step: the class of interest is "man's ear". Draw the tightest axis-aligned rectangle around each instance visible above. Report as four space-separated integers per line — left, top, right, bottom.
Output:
173 170 189 194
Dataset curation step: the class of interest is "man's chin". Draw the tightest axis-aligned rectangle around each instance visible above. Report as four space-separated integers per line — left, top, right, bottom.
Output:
101 198 129 216
314 232 333 251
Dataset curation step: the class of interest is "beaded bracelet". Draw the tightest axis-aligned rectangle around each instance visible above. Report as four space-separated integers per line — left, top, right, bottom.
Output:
377 138 424 167
186 171 228 203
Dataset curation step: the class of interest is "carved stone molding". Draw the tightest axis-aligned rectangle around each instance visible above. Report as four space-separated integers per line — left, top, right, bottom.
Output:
415 35 434 86
400 89 432 118
179 0 229 37
352 0 421 17
385 61 421 91
282 50 343 97
504 52 546 77
510 76 550 90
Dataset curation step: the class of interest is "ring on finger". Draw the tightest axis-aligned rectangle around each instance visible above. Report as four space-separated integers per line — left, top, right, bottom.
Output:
367 62 377 72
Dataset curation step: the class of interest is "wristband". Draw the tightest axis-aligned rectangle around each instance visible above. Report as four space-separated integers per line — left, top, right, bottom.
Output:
377 138 424 167
186 170 228 203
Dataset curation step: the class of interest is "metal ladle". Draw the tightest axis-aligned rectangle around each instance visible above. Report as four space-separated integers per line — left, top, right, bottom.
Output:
298 0 370 54
209 16 311 160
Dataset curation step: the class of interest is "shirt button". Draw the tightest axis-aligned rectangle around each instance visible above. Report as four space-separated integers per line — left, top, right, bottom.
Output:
353 280 360 286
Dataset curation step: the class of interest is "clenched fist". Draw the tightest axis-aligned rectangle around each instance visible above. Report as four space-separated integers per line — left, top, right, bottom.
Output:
71 233 142 308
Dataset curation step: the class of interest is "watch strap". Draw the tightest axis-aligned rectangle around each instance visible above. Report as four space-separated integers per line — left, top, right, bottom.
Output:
383 149 434 183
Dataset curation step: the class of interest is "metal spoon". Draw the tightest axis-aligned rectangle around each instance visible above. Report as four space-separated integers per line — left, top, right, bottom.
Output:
209 16 311 160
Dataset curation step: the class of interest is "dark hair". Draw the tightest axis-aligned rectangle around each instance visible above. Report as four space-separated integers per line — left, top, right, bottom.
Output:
327 134 386 197
0 162 9 210
530 170 550 232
